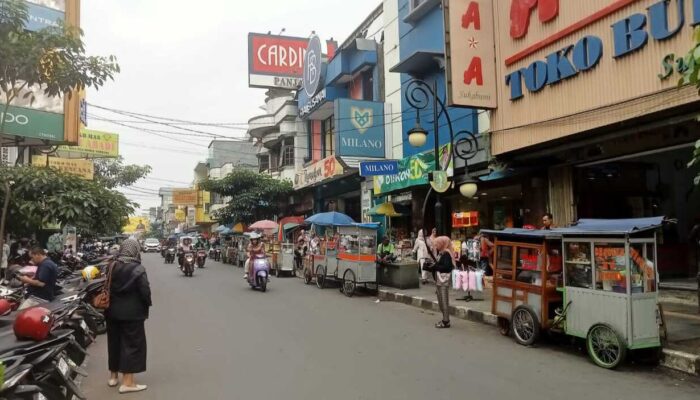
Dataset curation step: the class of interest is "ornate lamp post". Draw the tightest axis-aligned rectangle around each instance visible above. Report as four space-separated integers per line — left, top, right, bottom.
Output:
404 79 480 235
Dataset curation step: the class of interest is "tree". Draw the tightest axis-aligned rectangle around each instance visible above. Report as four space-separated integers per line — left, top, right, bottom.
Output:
677 28 700 186
0 166 135 236
201 170 293 224
93 156 152 189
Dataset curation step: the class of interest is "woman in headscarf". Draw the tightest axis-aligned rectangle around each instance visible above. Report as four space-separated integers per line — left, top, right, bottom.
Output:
106 239 152 394
413 229 430 284
423 236 455 328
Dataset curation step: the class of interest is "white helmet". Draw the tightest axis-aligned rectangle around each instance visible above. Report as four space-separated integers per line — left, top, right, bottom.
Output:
249 232 262 240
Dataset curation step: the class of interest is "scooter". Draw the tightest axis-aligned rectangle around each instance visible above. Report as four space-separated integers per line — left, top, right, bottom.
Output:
181 253 195 277
247 254 270 292
214 248 221 262
196 250 207 269
165 248 176 264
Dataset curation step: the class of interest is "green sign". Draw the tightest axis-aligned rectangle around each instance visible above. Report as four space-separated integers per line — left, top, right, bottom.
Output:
373 144 452 195
0 104 64 142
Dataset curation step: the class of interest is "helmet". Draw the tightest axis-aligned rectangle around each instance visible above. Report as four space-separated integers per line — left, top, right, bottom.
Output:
81 266 100 281
14 307 53 341
249 232 262 240
0 299 12 316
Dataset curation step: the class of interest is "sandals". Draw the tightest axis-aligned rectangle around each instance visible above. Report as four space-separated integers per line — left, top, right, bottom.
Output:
435 320 450 329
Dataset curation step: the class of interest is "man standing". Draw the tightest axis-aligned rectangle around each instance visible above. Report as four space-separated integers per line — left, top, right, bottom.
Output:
18 247 58 309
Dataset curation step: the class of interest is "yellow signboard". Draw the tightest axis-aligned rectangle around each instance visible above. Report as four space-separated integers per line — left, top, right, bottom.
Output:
59 128 119 158
122 217 150 234
32 155 94 180
172 189 198 205
174 209 186 222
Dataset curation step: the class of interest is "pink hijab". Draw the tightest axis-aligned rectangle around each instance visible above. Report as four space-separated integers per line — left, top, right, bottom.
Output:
433 236 456 266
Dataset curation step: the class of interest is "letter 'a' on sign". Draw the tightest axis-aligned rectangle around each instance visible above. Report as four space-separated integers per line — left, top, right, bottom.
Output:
444 0 497 109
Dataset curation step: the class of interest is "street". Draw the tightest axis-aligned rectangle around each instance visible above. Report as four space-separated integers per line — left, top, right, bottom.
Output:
82 254 700 400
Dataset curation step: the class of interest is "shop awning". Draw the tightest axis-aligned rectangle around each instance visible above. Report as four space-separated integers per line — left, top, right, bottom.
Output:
283 223 301 231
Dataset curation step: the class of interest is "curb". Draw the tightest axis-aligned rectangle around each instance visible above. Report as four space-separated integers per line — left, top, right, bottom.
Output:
377 288 699 376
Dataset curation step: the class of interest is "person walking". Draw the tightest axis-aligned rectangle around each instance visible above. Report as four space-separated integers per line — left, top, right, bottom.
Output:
413 229 430 284
106 239 151 394
423 236 455 329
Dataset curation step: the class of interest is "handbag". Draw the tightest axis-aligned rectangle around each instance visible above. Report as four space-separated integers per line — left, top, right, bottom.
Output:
92 261 114 310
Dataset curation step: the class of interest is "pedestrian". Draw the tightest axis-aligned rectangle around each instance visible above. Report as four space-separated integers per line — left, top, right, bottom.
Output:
478 232 494 276
413 229 430 284
542 212 556 230
423 236 455 329
106 239 152 394
18 247 58 309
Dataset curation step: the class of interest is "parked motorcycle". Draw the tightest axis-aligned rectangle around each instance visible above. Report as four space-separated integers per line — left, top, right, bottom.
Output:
196 250 207 269
247 254 270 292
181 253 195 277
164 248 176 264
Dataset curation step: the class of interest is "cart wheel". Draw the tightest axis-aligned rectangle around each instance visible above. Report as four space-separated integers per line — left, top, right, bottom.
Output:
342 270 356 298
315 265 326 289
586 323 627 369
497 317 510 336
304 268 312 284
511 305 540 346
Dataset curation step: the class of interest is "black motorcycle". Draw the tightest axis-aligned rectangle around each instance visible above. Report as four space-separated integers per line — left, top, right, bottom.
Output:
164 248 176 264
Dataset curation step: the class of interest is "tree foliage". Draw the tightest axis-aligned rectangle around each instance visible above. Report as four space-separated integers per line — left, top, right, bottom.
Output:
93 156 152 189
201 170 293 224
678 28 700 186
0 0 120 111
0 166 135 236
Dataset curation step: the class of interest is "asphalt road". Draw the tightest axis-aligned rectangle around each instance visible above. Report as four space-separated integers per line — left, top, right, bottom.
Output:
82 254 700 400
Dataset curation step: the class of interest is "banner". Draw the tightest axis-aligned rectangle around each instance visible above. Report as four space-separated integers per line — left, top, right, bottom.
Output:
293 155 344 189
373 144 452 196
58 128 119 158
2 105 64 142
172 189 198 205
32 155 94 180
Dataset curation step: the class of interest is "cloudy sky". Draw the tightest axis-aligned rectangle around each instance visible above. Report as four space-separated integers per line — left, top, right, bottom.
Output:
81 0 382 211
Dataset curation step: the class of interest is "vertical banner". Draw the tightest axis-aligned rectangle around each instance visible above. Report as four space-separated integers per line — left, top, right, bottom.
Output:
444 0 497 109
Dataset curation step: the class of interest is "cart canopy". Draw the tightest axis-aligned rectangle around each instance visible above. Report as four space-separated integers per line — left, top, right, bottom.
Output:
481 217 665 239
305 211 355 226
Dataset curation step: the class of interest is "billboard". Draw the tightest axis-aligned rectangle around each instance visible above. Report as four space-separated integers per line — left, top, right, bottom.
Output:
123 216 149 234
32 155 94 180
334 99 386 158
58 128 119 158
248 34 310 89
172 189 198 205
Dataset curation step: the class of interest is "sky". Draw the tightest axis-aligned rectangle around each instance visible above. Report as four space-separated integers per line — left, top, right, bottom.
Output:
81 0 382 211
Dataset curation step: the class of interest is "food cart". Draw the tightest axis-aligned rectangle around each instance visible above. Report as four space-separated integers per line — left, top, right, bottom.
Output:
336 223 379 297
279 223 305 277
302 212 355 288
484 217 664 369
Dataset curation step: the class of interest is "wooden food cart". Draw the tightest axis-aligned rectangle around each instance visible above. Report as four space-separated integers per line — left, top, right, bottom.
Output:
484 217 664 369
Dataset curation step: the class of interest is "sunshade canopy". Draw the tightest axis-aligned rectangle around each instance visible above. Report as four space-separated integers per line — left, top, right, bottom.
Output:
305 211 355 226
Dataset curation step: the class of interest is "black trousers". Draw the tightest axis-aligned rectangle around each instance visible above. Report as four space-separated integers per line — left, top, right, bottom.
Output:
107 319 147 374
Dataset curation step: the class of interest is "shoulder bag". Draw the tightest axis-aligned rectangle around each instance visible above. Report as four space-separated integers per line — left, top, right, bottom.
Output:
92 261 115 310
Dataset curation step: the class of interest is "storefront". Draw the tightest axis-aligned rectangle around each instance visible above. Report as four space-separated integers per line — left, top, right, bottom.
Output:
481 0 700 277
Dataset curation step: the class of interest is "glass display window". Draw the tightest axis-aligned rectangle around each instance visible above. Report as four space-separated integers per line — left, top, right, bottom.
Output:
516 247 543 286
564 241 592 289
629 243 656 293
593 243 626 292
495 245 514 281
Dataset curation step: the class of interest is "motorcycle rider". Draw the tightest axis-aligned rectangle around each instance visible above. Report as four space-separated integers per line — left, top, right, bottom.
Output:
178 237 195 268
244 233 266 280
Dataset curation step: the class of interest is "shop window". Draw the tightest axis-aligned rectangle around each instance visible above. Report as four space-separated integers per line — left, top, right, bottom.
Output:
362 71 373 101
564 242 592 289
593 243 626 292
516 247 543 286
322 117 335 157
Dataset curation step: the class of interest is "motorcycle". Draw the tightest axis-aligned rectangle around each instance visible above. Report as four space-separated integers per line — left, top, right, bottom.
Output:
247 254 270 292
181 252 195 277
196 250 207 269
164 248 176 264
214 248 221 262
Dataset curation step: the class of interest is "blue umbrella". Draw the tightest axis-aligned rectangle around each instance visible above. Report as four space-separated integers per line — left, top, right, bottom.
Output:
215 224 229 233
304 211 355 226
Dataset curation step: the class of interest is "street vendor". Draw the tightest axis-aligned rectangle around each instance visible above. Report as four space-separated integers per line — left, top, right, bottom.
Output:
377 236 396 263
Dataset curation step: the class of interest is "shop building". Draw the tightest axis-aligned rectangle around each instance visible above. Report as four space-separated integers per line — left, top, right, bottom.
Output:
484 0 700 278
295 5 386 222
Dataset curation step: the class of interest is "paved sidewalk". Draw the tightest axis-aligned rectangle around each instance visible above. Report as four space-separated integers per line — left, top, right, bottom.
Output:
378 282 700 376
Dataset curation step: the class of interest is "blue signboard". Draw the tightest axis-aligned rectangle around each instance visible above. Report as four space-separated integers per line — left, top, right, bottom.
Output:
359 160 399 177
335 98 385 158
25 2 64 33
